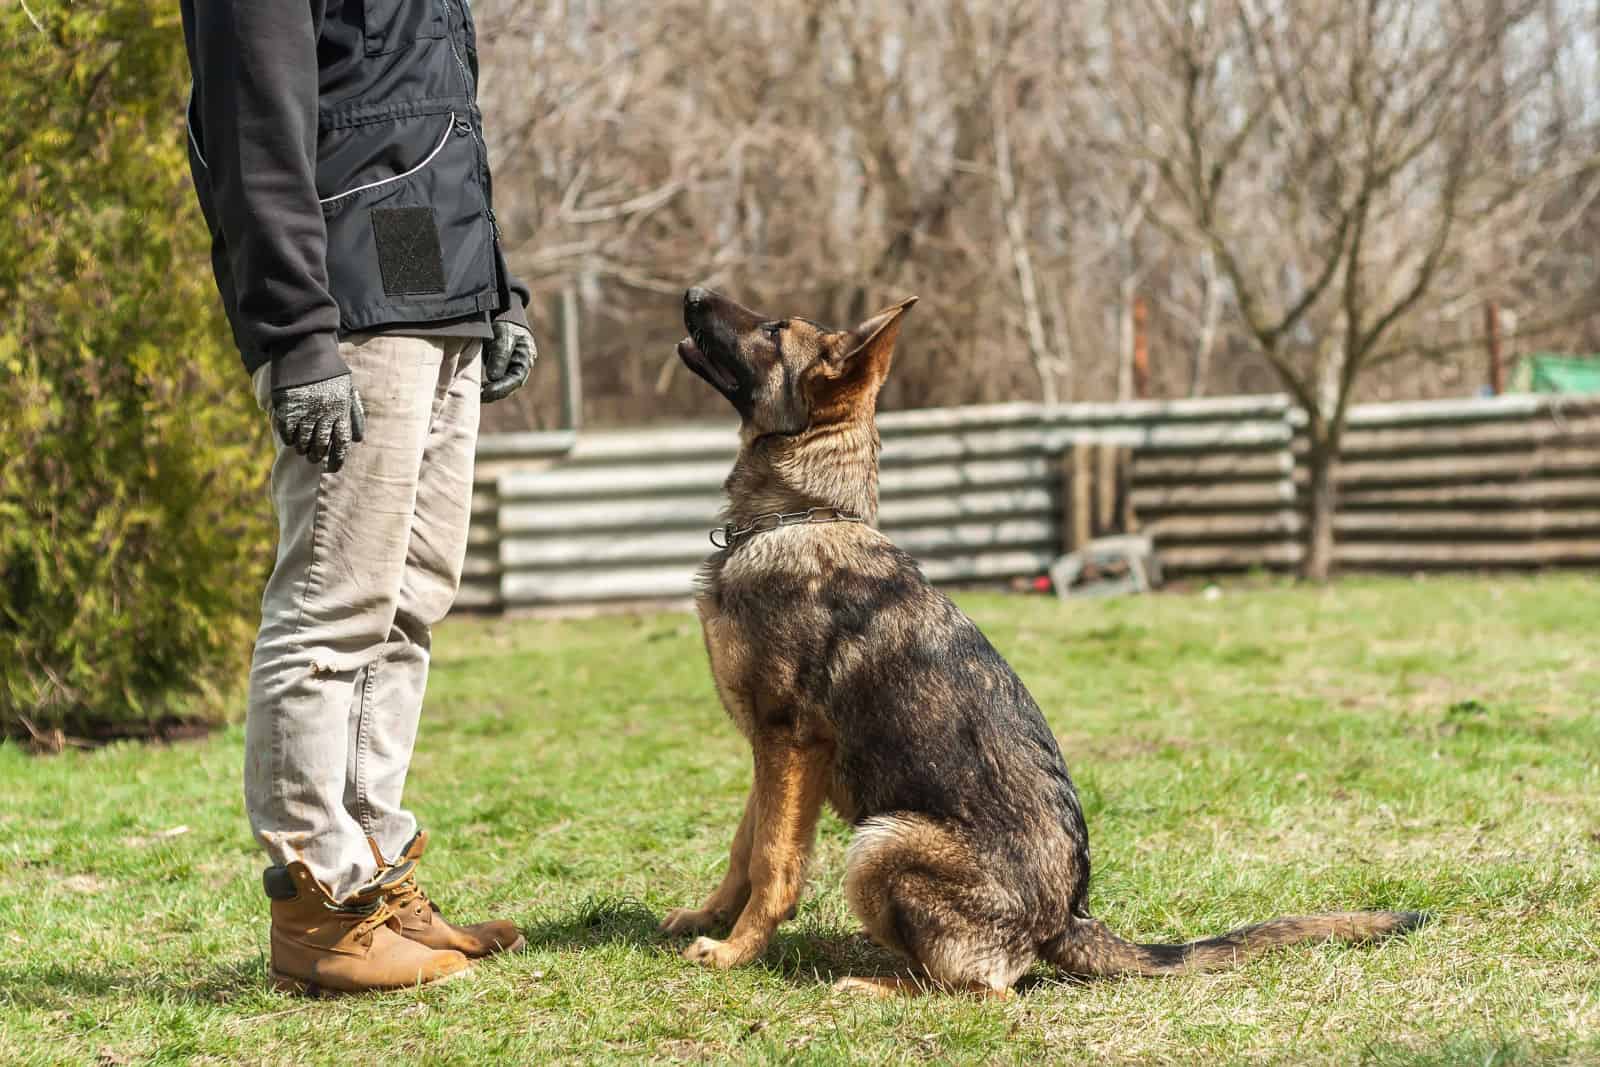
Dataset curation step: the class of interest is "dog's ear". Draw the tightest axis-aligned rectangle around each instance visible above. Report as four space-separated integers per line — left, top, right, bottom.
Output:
827 296 918 382
806 296 917 421
842 296 917 374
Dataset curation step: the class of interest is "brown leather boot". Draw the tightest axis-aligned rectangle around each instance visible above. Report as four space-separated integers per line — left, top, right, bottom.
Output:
379 831 526 958
265 860 471 996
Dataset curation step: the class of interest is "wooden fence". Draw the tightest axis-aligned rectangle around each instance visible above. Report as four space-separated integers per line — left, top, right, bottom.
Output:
461 394 1599 611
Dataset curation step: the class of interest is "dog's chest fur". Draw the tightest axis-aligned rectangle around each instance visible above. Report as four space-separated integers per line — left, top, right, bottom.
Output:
694 526 890 747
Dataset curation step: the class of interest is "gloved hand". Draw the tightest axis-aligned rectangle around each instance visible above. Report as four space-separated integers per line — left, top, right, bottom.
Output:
271 374 367 473
482 320 536 403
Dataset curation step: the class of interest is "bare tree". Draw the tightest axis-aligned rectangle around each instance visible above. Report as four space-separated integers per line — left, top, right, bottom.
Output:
1089 0 1600 579
468 0 1599 451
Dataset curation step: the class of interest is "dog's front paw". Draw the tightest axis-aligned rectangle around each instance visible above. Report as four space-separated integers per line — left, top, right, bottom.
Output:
682 935 753 969
659 907 720 936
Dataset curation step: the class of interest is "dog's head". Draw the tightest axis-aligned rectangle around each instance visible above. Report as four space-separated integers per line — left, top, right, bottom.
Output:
677 287 917 437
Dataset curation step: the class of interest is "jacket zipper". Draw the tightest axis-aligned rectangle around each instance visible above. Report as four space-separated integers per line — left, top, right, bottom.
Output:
439 0 502 244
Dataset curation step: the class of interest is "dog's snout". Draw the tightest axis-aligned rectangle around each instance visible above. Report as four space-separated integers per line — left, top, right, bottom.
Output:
684 287 712 310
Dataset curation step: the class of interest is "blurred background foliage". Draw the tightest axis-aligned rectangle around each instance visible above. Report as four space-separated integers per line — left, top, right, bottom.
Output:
0 1 272 741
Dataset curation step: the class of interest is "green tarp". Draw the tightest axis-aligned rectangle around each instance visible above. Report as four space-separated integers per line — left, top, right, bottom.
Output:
1512 353 1600 395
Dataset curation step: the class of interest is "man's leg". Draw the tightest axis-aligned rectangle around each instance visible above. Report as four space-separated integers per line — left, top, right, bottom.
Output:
343 338 482 863
337 341 523 958
245 334 444 902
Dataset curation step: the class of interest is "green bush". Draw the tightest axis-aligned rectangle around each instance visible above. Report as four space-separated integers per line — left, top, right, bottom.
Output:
0 1 273 740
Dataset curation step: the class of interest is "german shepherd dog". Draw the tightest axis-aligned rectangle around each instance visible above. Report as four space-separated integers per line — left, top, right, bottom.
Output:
661 287 1426 997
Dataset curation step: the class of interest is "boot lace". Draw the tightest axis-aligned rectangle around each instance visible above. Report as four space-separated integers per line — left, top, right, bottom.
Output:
338 896 398 942
385 866 439 916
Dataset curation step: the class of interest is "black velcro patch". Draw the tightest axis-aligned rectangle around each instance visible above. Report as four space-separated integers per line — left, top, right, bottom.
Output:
371 206 447 296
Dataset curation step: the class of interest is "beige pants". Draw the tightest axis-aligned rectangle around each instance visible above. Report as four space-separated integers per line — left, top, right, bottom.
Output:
247 335 481 901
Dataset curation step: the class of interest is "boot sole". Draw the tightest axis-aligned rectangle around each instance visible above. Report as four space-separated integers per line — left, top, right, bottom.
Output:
269 964 471 999
481 933 527 958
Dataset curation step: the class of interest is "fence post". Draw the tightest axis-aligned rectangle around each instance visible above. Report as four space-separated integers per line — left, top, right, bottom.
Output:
1132 295 1151 399
1485 301 1504 396
1061 444 1093 553
558 283 583 431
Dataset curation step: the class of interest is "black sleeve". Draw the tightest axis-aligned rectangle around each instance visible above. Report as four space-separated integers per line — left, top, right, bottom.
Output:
188 0 347 388
491 245 532 332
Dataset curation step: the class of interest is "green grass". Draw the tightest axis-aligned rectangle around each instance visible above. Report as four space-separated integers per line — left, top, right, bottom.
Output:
2 575 1598 1065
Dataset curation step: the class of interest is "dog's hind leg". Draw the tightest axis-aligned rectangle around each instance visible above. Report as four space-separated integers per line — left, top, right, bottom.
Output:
838 815 1034 997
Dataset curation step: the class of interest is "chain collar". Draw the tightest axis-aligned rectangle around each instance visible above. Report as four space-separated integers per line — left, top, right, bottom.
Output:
710 506 865 549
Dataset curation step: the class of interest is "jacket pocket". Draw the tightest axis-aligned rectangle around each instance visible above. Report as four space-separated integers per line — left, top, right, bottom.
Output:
318 111 455 208
363 0 446 55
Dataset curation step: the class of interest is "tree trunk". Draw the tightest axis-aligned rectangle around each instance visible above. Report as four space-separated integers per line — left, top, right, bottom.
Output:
1187 249 1220 398
1115 273 1136 402
1303 435 1337 582
992 79 1057 405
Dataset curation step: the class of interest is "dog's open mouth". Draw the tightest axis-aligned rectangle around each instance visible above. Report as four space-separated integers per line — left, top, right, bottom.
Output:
677 336 739 394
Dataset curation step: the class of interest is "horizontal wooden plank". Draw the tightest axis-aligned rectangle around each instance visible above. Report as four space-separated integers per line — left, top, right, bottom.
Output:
475 430 578 460
880 488 1056 525
1044 394 1293 424
1338 476 1600 509
501 553 1060 603
499 486 1062 537
502 566 699 605
452 577 502 610
1133 450 1295 484
880 428 1048 467
1334 539 1600 567
501 495 726 535
892 519 1057 557
1305 416 1600 459
462 546 500 578
879 403 1044 433
502 529 710 569
475 457 562 486
503 458 1061 505
1333 512 1600 543
1065 422 1292 452
500 517 1056 570
1304 447 1600 489
1338 394 1599 428
498 488 1057 538
560 425 737 464
882 457 1053 495
1132 480 1298 512
1156 543 1305 571
919 549 1056 583
1145 512 1304 541
499 461 730 500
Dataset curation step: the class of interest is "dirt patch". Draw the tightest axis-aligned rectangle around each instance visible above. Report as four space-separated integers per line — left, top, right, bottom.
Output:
61 875 108 895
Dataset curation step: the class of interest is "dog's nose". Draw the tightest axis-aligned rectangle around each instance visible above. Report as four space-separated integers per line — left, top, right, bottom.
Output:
684 286 712 309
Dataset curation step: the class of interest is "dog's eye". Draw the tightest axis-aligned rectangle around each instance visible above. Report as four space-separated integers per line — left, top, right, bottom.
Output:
762 321 786 338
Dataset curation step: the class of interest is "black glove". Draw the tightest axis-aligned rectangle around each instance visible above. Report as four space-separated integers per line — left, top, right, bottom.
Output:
482 321 536 403
271 374 367 473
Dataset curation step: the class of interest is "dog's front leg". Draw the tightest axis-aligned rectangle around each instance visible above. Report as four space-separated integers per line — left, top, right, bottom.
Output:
682 734 829 969
660 789 755 936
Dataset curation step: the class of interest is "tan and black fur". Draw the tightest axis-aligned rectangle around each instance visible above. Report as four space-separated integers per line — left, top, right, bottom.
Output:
660 287 1427 996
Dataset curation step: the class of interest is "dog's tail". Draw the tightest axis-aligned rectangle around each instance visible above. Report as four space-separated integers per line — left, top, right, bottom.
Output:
1042 910 1429 978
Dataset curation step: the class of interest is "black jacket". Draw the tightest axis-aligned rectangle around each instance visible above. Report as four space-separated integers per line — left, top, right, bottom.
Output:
180 0 530 386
